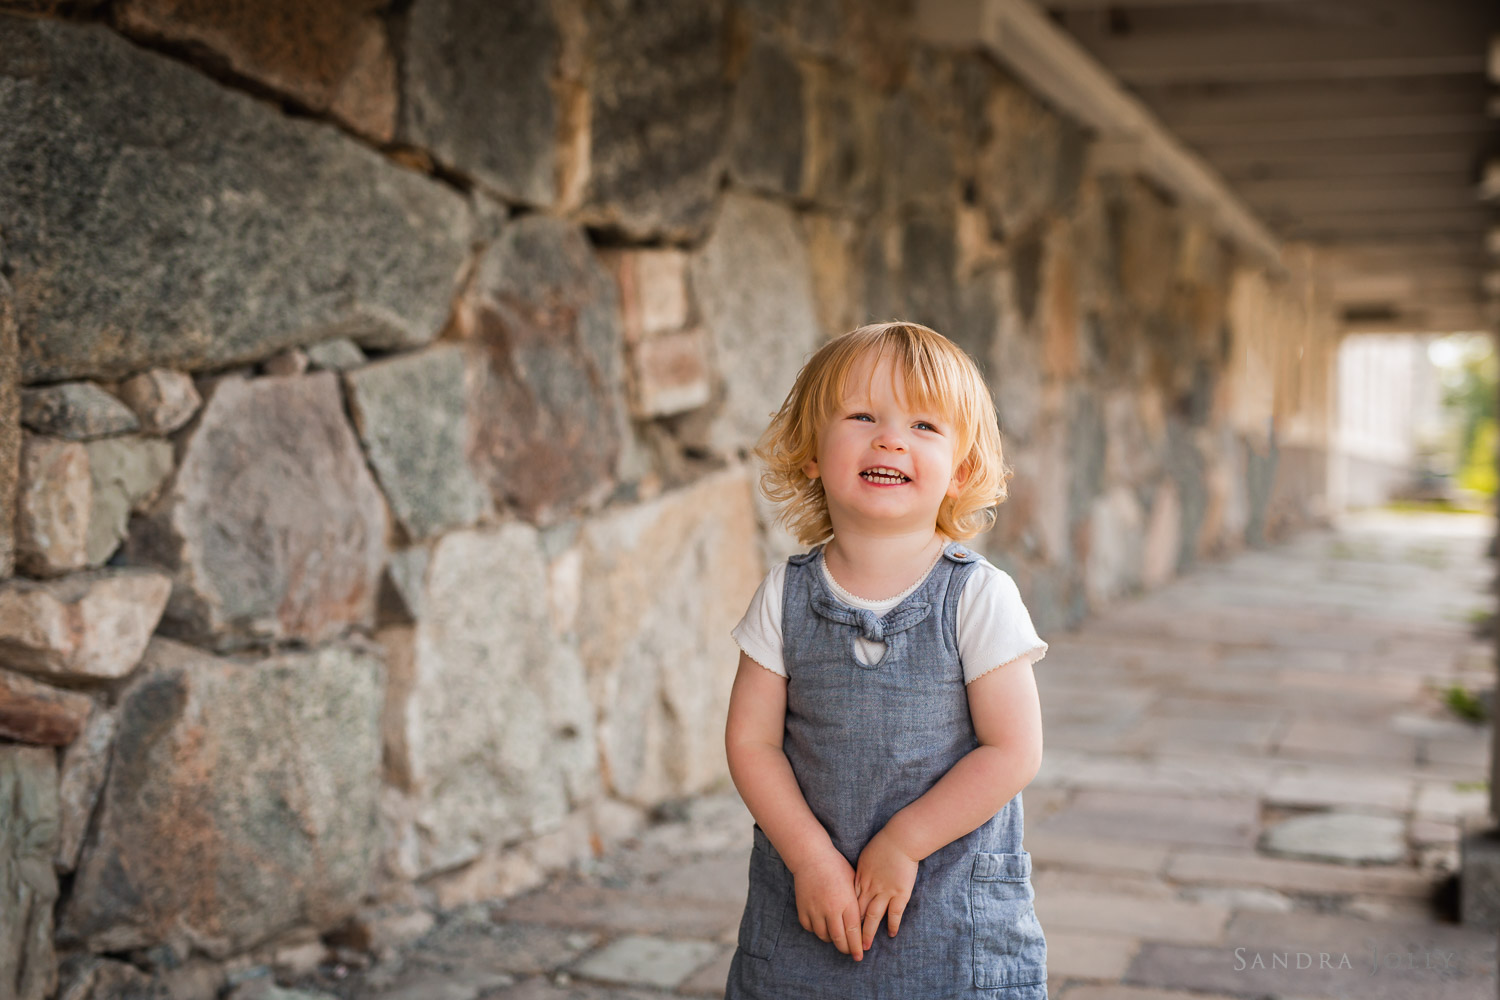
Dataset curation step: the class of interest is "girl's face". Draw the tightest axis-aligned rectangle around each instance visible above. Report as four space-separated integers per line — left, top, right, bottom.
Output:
802 350 969 537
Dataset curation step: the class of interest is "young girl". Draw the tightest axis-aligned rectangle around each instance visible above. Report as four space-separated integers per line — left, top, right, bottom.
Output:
723 321 1049 999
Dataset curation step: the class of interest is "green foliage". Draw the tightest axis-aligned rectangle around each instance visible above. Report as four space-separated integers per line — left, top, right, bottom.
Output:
1441 337 1499 496
1441 684 1488 723
1458 419 1498 495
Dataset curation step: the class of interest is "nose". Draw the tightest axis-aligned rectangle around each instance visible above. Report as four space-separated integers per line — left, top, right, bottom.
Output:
873 429 907 452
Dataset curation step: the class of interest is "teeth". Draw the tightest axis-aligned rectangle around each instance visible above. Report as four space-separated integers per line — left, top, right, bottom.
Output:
861 469 908 484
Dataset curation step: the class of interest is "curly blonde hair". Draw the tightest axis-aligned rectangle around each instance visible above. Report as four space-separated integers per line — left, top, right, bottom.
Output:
754 321 1010 546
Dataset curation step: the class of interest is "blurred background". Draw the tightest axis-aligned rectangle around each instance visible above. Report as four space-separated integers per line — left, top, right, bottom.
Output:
0 0 1497 998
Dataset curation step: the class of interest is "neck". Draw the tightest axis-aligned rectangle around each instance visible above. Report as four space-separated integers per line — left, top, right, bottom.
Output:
822 524 946 599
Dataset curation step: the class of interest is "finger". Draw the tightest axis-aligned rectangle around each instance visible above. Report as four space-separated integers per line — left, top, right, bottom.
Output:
888 897 907 937
799 907 811 934
845 914 864 961
830 913 850 956
862 895 889 950
812 913 829 943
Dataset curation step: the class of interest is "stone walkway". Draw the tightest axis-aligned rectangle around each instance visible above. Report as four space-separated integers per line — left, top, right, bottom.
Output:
291 510 1498 1000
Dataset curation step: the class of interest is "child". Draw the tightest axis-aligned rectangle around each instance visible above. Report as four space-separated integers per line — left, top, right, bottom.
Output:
723 321 1049 999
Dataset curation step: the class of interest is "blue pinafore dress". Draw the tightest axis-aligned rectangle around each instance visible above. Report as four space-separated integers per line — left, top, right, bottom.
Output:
726 540 1048 1000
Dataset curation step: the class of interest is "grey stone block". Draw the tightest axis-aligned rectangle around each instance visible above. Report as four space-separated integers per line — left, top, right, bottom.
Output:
1 15 472 382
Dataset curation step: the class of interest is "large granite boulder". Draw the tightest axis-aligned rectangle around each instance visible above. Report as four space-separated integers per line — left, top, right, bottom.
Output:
0 15 472 382
59 638 385 958
125 372 389 650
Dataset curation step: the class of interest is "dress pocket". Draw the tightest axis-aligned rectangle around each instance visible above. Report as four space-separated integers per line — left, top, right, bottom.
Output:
738 826 793 961
970 850 1048 991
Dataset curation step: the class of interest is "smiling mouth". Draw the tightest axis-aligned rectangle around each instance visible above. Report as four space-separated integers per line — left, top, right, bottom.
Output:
860 468 910 484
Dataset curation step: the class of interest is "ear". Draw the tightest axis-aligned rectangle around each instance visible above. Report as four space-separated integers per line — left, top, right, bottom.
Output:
802 456 820 480
946 458 971 498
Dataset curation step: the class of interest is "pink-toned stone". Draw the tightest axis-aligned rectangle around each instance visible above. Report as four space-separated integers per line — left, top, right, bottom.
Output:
0 667 94 746
124 372 389 650
627 326 712 418
115 367 201 435
15 434 90 577
0 568 171 681
460 216 627 522
608 248 692 345
261 347 310 376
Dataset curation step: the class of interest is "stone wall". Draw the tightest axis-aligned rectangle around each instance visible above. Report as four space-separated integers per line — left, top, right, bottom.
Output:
0 1 1335 995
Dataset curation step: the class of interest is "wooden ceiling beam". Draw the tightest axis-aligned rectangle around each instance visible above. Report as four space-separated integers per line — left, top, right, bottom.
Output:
1238 183 1492 216
1340 301 1490 335
1218 151 1477 182
1041 0 1312 8
1062 23 1490 85
1172 113 1488 145
1195 130 1488 163
1316 237 1490 261
1283 215 1493 242
1142 84 1491 130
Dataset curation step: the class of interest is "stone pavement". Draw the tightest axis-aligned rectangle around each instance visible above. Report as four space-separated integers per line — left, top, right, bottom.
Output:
290 510 1498 1000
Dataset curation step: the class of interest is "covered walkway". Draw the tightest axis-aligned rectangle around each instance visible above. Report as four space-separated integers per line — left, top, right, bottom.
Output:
300 509 1496 1000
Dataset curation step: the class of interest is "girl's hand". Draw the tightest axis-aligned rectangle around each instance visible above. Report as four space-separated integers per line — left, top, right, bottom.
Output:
854 827 920 950
790 848 867 961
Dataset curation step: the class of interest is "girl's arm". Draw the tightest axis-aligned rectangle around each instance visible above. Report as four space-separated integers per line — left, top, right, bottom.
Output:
882 653 1044 859
854 653 1043 948
725 651 869 961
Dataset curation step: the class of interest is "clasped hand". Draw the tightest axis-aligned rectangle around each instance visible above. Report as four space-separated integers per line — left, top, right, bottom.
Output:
791 827 919 962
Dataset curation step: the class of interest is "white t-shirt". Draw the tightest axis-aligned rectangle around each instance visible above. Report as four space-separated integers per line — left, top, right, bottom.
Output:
732 550 1048 685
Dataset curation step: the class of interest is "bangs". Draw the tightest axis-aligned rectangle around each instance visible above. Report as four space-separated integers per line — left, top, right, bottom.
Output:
808 325 982 442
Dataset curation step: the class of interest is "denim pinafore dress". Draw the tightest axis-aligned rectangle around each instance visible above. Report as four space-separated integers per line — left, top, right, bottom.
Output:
726 540 1048 1000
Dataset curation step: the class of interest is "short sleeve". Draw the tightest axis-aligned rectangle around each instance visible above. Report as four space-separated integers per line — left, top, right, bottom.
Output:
731 561 788 678
956 561 1048 685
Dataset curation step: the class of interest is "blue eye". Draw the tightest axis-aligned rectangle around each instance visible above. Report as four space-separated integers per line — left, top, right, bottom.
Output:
850 413 874 422
915 421 939 432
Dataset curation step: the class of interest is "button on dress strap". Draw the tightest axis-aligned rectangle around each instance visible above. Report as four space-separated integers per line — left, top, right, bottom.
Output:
942 541 977 563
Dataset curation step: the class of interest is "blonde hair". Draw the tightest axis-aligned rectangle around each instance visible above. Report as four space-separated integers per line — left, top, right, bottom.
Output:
755 321 1010 546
